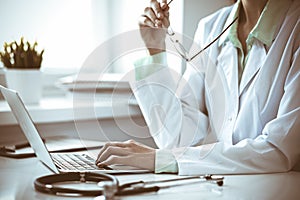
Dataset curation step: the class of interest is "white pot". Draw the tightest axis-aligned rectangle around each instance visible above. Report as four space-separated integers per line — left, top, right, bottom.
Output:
5 69 42 104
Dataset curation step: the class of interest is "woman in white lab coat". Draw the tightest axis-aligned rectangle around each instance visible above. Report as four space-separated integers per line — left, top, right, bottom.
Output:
96 0 300 175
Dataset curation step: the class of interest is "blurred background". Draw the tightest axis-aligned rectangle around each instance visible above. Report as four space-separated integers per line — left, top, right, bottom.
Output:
0 0 235 163
0 0 234 95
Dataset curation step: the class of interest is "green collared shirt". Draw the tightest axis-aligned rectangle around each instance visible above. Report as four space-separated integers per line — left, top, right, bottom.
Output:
225 0 288 81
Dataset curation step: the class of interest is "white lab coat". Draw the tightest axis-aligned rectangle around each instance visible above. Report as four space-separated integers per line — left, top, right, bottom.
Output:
131 1 300 175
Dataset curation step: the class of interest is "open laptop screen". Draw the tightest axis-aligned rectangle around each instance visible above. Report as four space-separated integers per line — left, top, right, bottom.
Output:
0 85 59 173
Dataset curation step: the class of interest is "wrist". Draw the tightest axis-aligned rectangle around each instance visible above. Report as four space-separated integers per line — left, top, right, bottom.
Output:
148 48 165 56
148 41 166 55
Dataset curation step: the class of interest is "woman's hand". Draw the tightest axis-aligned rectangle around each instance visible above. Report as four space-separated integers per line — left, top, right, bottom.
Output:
139 0 170 55
95 140 156 171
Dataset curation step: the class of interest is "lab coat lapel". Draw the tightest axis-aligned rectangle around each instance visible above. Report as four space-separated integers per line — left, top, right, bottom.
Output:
239 43 266 96
217 43 239 99
217 42 239 145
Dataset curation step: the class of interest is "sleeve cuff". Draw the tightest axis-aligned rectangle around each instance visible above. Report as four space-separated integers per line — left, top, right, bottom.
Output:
155 149 178 174
134 52 167 81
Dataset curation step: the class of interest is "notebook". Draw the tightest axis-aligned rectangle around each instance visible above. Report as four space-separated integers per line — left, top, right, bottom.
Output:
0 135 105 158
0 85 148 174
57 73 131 92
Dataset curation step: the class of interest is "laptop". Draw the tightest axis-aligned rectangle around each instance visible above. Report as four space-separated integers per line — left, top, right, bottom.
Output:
0 85 148 174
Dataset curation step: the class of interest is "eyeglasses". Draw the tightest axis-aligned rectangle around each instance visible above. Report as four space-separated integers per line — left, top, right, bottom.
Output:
167 17 238 62
166 1 238 62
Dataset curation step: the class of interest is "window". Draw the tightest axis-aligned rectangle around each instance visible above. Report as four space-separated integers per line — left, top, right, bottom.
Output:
0 0 183 74
0 0 93 73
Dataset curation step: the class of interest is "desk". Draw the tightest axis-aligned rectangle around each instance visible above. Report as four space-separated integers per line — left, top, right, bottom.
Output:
1 155 299 200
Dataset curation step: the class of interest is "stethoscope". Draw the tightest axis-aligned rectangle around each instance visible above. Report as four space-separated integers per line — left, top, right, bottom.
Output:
115 174 224 196
34 172 224 197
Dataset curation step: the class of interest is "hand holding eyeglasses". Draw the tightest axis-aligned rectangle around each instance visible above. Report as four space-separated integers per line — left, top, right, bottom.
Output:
139 0 238 61
139 0 171 55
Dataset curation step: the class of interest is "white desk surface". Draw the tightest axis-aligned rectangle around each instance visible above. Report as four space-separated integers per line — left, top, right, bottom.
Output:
1 155 299 200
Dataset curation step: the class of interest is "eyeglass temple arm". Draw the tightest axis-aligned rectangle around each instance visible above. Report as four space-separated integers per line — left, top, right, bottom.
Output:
167 0 174 6
188 17 238 62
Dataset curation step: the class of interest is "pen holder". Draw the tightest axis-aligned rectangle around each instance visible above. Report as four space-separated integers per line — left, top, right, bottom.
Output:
0 37 44 104
5 69 42 104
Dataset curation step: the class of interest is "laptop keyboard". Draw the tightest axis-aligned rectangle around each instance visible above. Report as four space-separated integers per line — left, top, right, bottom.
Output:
52 153 99 170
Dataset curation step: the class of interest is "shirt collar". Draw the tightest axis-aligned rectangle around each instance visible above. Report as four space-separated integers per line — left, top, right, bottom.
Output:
218 0 240 47
218 0 292 48
251 0 291 47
